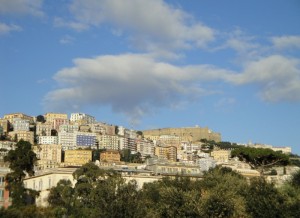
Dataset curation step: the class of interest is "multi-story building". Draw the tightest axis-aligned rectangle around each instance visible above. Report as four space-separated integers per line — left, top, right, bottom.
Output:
38 136 58 145
12 118 30 131
76 132 97 148
97 134 119 150
33 144 62 170
64 150 92 166
52 118 69 131
136 138 155 157
44 113 68 124
155 146 177 162
0 119 10 135
210 149 231 163
0 167 11 208
70 113 95 124
8 131 34 144
59 124 79 133
4 113 34 124
100 150 121 163
146 162 202 176
36 122 52 136
0 126 3 136
0 141 15 161
58 132 77 150
143 126 221 143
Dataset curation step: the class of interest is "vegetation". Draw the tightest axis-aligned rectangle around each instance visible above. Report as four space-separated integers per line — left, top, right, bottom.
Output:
4 140 38 207
1 162 300 217
231 147 289 176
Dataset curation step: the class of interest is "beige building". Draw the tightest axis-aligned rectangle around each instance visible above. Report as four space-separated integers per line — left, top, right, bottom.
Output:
210 149 231 163
33 144 62 170
143 126 221 143
97 134 119 150
52 118 69 130
64 150 92 166
0 119 10 134
155 146 177 162
100 150 121 163
4 113 34 124
36 122 52 136
8 131 34 144
44 113 68 124
146 163 202 176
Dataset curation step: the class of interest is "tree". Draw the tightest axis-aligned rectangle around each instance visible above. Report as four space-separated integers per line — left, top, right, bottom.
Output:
36 115 45 123
4 140 38 207
231 147 289 176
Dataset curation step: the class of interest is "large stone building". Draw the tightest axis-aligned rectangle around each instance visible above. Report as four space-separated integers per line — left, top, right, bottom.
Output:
143 126 221 143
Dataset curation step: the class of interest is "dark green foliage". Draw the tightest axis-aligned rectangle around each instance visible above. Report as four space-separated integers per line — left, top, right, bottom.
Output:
4 140 38 207
231 147 289 175
120 149 143 163
36 115 45 123
243 178 286 218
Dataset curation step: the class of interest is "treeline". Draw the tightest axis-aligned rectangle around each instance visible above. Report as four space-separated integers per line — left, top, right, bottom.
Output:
1 162 300 218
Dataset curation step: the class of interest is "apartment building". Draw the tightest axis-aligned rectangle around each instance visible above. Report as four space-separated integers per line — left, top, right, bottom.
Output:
44 113 68 124
64 150 92 166
4 113 34 124
12 118 30 131
155 146 177 162
8 131 34 144
38 136 58 145
70 113 95 124
146 162 202 176
100 150 121 163
76 132 97 148
36 122 52 136
33 144 62 170
136 138 155 157
97 134 119 150
0 167 11 208
210 149 231 163
58 132 76 150
0 119 10 134
52 118 69 130
59 124 79 133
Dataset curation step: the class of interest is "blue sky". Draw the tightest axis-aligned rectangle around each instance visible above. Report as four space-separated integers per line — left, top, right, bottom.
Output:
1 0 300 153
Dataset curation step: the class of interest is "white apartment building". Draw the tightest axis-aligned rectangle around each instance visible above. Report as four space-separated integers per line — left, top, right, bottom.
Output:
70 113 95 124
136 138 155 157
196 157 217 172
59 124 79 133
12 118 30 131
38 136 58 145
58 132 77 150
97 134 119 150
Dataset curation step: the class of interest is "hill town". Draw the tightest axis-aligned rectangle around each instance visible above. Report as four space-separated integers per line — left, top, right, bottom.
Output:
0 112 299 216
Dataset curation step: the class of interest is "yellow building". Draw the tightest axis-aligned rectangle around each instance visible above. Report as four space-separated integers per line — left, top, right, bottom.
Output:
64 150 92 166
44 113 68 124
100 150 121 163
210 149 231 163
4 113 34 123
155 146 177 162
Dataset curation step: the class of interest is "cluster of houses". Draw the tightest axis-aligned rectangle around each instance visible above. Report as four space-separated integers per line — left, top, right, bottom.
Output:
0 112 296 208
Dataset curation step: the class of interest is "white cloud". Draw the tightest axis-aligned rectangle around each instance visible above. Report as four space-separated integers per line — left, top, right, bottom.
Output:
54 17 88 32
271 35 300 50
60 0 214 52
44 53 230 122
0 0 44 17
227 55 300 102
0 22 22 34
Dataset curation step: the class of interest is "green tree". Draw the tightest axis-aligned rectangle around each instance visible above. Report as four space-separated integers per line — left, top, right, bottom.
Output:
231 147 289 176
4 139 38 207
